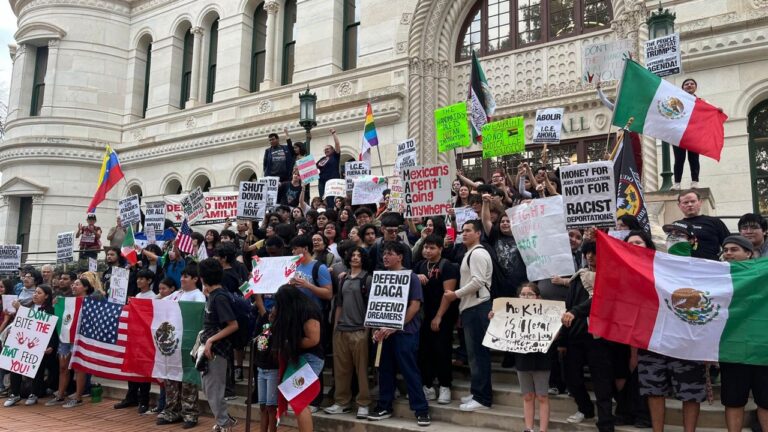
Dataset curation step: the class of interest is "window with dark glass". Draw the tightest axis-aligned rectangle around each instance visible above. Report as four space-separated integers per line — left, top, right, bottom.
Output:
748 100 768 214
282 0 297 85
517 0 542 45
343 0 361 70
206 19 219 104
180 30 193 108
250 4 267 92
459 7 482 60
30 46 48 116
142 44 152 117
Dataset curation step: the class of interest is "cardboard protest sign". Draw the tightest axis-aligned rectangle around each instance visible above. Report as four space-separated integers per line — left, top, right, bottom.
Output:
387 176 404 213
237 181 263 221
323 179 347 199
108 267 130 304
401 164 452 218
56 232 75 264
351 176 388 205
0 306 58 378
533 108 564 144
454 207 479 231
645 33 681 77
143 201 166 233
261 176 280 215
345 161 371 191
296 155 320 185
482 117 525 158
395 138 418 173
165 192 238 227
483 298 566 353
364 271 412 330
435 102 472 153
582 39 633 83
243 256 301 295
0 245 21 273
181 187 206 224
118 195 141 227
2 295 17 314
560 161 616 228
507 196 574 281
88 257 98 273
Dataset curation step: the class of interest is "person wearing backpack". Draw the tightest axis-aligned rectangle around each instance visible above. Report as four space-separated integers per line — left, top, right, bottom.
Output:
443 220 493 412
215 242 247 397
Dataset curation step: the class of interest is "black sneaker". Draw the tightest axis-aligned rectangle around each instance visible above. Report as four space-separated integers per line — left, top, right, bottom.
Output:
138 404 149 414
182 420 198 429
113 399 138 409
156 417 182 425
416 413 431 427
367 408 393 421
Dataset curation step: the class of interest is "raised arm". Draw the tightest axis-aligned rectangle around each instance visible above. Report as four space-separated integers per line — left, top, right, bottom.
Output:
329 128 341 154
480 194 493 236
456 169 481 190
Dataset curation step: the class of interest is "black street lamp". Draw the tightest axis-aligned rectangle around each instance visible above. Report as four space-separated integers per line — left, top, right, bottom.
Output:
299 86 317 152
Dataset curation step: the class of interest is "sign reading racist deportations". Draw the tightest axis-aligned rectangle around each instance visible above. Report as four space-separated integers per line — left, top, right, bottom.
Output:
559 161 616 228
483 298 566 354
401 164 452 218
364 271 412 330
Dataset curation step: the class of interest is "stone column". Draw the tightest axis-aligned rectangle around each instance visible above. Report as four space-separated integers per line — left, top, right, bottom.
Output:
5 44 29 124
40 39 60 116
212 15 251 99
261 0 280 90
188 26 204 107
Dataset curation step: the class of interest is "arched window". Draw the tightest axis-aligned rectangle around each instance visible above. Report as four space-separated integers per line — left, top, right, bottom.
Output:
282 0 297 85
748 100 768 214
139 39 152 118
180 30 193 108
251 3 267 92
191 175 212 193
343 0 361 70
30 46 48 116
456 0 612 61
165 179 183 195
206 19 219 104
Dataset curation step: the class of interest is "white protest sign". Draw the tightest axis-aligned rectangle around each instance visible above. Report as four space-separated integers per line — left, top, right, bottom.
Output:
364 271 411 330
582 39 633 83
402 164 452 218
244 255 301 295
508 196 574 281
237 181 262 221
0 306 58 378
2 295 17 314
533 108 564 144
351 176 388 205
454 207 479 231
387 176 405 213
483 298 566 353
108 267 130 304
143 201 166 233
560 161 616 229
345 161 371 191
296 155 320 185
165 192 237 227
181 187 207 224
118 195 141 227
257 177 280 219
395 138 418 173
645 33 681 77
323 179 347 199
88 257 98 273
145 226 156 244
56 232 75 264
0 245 21 273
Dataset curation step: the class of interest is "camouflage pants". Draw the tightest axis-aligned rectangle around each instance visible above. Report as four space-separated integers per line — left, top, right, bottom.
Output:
158 379 200 423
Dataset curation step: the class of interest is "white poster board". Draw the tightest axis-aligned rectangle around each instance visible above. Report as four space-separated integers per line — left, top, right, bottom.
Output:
118 194 142 227
645 33 681 77
560 161 616 229
0 245 21 273
483 298 566 353
165 192 238 227
345 161 371 192
0 306 58 378
351 176 388 205
323 179 347 199
181 187 206 223
237 181 263 221
364 271 412 330
582 39 633 83
108 267 130 305
394 138 418 173
2 295 17 314
244 256 302 295
401 164 453 218
88 257 98 273
533 108 564 144
454 207 479 231
56 231 75 264
143 201 166 233
386 176 405 213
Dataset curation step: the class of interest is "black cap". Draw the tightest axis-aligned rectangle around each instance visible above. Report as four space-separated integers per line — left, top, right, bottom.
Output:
663 221 695 238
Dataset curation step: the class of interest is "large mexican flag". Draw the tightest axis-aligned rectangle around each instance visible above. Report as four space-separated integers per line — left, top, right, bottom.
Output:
54 297 84 344
591 231 768 366
612 60 728 161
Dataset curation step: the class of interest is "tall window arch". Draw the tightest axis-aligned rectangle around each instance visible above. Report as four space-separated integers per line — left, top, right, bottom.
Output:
30 46 48 116
343 0 361 70
748 100 768 214
206 19 219 103
456 0 612 61
251 3 267 92
180 29 193 108
282 0 297 85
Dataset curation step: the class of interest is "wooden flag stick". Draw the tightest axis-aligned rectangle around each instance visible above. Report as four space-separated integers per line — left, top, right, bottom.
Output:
608 117 635 161
375 144 385 176
374 340 384 367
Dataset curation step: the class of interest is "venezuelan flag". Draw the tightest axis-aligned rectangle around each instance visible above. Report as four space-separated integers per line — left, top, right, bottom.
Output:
87 145 125 213
359 102 378 165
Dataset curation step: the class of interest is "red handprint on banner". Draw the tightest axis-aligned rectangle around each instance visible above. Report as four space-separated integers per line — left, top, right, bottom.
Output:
27 337 40 349
252 269 263 284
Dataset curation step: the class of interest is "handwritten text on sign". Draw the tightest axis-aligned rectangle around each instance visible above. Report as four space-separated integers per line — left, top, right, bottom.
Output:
56 232 74 264
245 256 301 295
582 39 633 83
401 164 452 218
483 298 566 353
364 271 411 330
108 267 130 305
351 176 388 205
118 194 141 227
560 161 616 228
181 187 207 223
435 102 472 153
481 117 525 158
0 306 58 378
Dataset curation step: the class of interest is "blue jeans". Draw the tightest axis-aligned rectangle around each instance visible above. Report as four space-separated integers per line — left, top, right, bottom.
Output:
257 368 279 406
462 301 493 407
377 331 428 415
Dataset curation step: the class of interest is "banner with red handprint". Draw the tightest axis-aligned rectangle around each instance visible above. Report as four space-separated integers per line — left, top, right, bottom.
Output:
240 255 302 297
0 306 58 378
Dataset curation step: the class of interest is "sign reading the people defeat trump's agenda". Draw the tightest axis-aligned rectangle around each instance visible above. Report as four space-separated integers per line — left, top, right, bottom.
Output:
56 232 75 264
364 271 412 330
645 33 681 77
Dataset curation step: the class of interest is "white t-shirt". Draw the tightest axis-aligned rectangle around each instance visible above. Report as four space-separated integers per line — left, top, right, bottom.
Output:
174 289 206 303
135 290 156 299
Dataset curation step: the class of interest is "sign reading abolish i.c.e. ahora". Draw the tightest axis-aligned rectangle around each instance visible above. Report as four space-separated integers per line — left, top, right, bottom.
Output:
483 298 566 354
401 164 452 218
0 306 58 378
364 271 411 330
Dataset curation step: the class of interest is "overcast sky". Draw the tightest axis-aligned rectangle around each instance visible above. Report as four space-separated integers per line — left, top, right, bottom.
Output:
0 1 18 108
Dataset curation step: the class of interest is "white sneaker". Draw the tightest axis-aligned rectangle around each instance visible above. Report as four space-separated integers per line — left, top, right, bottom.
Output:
356 406 369 419
323 404 350 415
24 395 38 406
567 411 586 423
459 399 489 412
309 406 319 414
460 394 474 404
671 182 681 190
3 395 20 407
423 386 436 401
691 181 699 188
437 387 451 405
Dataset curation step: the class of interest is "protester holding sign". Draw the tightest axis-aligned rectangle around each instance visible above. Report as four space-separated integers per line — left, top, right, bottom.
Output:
76 213 102 260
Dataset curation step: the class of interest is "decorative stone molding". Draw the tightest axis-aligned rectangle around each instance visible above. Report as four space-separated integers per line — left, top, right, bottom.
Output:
131 0 175 14
753 0 768 7
257 100 273 114
336 81 354 97
32 194 44 204
1 196 9 206
0 146 102 164
13 43 26 61
19 0 130 16
264 0 280 14
131 129 144 141
396 42 407 54
47 39 59 48
400 13 412 25
185 116 197 129
191 26 204 36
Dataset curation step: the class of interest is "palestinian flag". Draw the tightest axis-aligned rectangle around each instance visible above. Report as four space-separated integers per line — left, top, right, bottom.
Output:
613 60 727 161
591 231 768 366
54 297 84 344
276 356 320 424
468 50 496 143
121 226 138 266
121 299 205 385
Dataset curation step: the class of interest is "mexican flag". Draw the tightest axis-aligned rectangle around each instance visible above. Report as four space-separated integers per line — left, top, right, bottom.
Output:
276 356 320 423
121 299 205 385
121 226 138 266
468 50 496 143
591 231 768 366
612 60 728 161
54 297 83 344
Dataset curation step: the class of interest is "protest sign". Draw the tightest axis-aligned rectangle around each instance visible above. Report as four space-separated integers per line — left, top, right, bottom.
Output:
165 192 238 227
296 155 320 185
244 256 301 295
435 102 472 153
351 176 388 205
88 257 98 273
394 138 418 173
645 33 681 77
454 207 479 231
145 226 156 244
143 201 166 233
0 306 58 378
108 267 130 304
364 271 412 330
261 176 279 214
2 295 17 314
0 245 21 273
387 176 404 213
582 39 633 83
345 161 371 191
323 179 347 199
533 108 564 144
483 298 566 353
560 161 616 228
482 117 525 158
118 195 141 227
237 181 262 221
507 196 574 281
401 164 452 218
181 187 206 223
56 232 74 264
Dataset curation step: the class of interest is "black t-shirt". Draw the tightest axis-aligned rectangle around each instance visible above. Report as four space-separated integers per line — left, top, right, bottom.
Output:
299 306 324 359
278 181 303 207
253 312 278 369
682 215 730 261
267 146 288 177
514 351 551 371
202 288 237 358
415 258 459 320
222 267 244 296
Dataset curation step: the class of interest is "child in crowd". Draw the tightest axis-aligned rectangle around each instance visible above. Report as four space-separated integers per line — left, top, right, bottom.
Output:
254 307 278 432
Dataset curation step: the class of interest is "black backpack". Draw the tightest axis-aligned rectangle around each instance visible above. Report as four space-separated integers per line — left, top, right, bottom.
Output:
466 243 515 299
228 291 256 349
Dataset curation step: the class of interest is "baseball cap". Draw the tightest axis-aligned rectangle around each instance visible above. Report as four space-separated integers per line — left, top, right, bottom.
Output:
722 235 753 252
662 221 695 238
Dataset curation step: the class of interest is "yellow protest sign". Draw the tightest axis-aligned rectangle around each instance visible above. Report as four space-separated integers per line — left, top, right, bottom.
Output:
482 117 525 158
435 102 471 153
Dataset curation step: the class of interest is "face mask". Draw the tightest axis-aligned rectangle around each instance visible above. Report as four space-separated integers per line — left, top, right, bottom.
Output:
666 235 692 256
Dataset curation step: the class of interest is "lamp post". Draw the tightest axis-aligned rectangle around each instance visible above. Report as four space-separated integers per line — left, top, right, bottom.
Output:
647 3 676 191
298 86 317 152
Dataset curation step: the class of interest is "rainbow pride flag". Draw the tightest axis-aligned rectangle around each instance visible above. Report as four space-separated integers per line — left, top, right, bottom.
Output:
359 102 379 165
87 145 125 213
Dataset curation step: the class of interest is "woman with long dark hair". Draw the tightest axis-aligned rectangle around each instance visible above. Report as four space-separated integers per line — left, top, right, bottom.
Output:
312 233 338 268
204 229 221 258
338 208 356 240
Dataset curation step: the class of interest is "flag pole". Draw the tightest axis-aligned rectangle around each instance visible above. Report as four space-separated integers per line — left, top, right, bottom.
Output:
375 144 385 176
608 117 635 161
603 59 630 159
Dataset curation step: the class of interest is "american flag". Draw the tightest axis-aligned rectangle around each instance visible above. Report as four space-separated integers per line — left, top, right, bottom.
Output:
176 217 195 254
70 298 148 382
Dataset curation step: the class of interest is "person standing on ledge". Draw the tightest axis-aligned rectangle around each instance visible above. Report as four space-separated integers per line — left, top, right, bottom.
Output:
672 78 701 190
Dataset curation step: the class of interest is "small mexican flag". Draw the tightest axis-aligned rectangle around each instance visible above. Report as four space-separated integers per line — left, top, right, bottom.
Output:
121 226 138 266
613 60 728 161
54 297 83 344
591 231 768 366
276 356 320 423
121 299 205 385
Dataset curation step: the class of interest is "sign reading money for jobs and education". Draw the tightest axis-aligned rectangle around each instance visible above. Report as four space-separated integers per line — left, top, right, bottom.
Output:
645 33 681 77
181 187 207 223
0 306 58 378
56 232 75 264
395 138 418 173
560 161 616 229
345 161 371 191
435 102 472 153
364 271 412 330
482 117 525 158
143 201 166 234
237 181 263 221
0 245 21 274
296 155 320 185
401 164 452 218
483 298 566 354
118 194 141 227
582 39 633 83
533 108 564 144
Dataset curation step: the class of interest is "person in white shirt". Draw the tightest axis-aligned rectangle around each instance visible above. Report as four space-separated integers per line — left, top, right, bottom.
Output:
134 269 157 300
